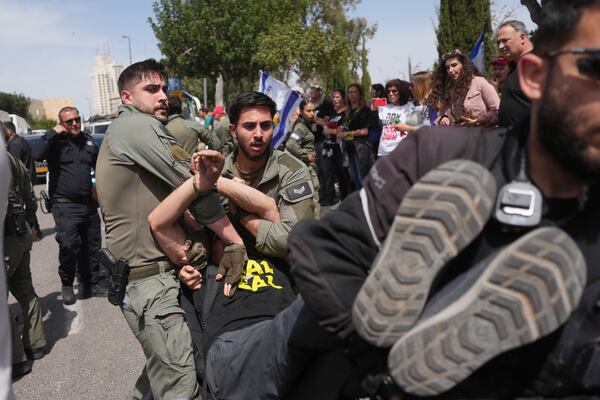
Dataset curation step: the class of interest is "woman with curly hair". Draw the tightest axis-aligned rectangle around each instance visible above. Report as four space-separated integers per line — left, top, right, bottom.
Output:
429 49 500 127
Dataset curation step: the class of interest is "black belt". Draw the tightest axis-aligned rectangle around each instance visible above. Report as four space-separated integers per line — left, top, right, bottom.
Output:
52 197 93 205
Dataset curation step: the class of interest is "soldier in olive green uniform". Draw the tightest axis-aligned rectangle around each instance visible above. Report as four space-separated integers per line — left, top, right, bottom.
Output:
285 101 321 218
4 152 47 380
95 60 245 400
166 95 221 155
163 92 315 398
213 110 234 156
222 147 315 260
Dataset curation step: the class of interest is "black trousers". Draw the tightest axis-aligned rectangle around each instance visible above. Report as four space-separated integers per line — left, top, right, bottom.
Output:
52 201 101 287
322 142 354 202
315 140 336 204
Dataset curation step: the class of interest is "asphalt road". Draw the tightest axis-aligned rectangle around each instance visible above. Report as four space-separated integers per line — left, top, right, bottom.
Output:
9 185 335 399
10 185 144 400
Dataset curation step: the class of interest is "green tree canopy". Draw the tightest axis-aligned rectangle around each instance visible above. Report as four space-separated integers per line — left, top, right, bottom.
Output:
436 0 494 74
30 117 57 130
0 92 31 120
149 0 375 98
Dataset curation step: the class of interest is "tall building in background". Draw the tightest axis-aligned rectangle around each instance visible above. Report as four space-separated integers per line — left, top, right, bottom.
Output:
90 54 123 116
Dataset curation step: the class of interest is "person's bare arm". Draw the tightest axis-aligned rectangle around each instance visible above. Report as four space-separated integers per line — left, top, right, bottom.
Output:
148 178 196 266
216 176 280 222
149 150 246 296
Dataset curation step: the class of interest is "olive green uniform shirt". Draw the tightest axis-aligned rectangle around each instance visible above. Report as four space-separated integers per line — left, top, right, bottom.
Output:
285 120 316 166
223 149 315 260
96 104 225 268
286 120 320 217
214 116 234 156
166 114 221 155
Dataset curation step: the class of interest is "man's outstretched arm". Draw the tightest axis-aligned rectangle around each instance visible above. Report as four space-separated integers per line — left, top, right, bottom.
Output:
216 176 281 222
149 150 246 296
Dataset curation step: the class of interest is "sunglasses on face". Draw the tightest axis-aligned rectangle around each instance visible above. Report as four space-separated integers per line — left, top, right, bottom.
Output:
546 47 600 81
387 89 398 94
61 117 81 125
240 121 274 131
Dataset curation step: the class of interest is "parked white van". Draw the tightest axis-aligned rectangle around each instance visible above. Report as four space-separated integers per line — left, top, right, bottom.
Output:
9 114 32 136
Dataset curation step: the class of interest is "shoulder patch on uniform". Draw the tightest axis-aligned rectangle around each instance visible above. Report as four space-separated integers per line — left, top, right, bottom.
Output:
290 132 301 141
278 152 304 172
285 181 313 201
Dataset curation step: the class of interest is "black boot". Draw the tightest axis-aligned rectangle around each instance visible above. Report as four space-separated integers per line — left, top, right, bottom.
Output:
61 285 76 305
12 359 33 381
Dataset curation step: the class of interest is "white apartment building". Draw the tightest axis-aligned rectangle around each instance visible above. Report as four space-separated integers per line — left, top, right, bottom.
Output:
90 54 123 116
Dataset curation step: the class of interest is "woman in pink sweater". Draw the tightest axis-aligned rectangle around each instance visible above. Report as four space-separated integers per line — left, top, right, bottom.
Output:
429 49 500 127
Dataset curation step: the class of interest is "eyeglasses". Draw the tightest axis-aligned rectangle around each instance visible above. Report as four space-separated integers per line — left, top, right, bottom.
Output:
546 47 600 81
61 117 81 125
387 89 398 94
240 121 274 132
442 49 463 61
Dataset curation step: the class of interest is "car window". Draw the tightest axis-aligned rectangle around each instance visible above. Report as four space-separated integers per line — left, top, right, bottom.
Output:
92 134 104 148
93 124 110 134
24 135 44 154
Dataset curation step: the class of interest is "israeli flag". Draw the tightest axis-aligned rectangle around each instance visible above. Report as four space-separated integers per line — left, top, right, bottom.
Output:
469 30 485 73
259 71 301 149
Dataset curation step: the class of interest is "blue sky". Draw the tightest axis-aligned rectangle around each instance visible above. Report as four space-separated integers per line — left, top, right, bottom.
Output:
0 0 535 118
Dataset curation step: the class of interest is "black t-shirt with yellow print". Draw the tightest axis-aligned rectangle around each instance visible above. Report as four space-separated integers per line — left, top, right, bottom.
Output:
206 257 296 347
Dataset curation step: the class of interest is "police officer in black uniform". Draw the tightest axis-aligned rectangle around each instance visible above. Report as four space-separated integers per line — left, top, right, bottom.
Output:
33 106 105 305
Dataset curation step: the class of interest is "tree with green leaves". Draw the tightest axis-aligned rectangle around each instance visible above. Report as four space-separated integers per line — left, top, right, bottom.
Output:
149 0 375 99
0 92 31 120
30 117 57 130
436 0 494 73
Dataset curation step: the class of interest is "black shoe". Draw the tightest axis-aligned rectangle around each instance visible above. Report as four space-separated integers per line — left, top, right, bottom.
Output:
24 345 48 360
12 359 33 381
61 285 76 305
388 227 586 397
353 160 497 347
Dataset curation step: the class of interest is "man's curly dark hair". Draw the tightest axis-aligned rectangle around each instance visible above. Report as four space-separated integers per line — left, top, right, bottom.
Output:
427 50 481 123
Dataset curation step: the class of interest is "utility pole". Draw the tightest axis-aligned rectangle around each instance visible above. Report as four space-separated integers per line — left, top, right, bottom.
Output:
122 35 132 65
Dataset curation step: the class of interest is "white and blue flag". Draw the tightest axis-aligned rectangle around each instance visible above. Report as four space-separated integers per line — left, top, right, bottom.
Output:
469 30 485 73
259 71 301 149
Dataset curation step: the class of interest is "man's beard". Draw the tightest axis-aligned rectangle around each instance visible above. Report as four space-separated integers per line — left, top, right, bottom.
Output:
154 112 167 124
239 140 270 161
537 71 600 182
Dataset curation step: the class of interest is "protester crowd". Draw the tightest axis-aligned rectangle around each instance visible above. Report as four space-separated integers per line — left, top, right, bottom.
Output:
3 2 600 399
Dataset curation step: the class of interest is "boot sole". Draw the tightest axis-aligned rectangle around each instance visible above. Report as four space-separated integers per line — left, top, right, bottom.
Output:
352 160 497 347
389 227 586 397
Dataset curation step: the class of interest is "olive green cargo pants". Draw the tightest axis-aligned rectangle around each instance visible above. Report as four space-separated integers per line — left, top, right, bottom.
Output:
4 232 47 364
309 165 320 219
121 271 199 400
